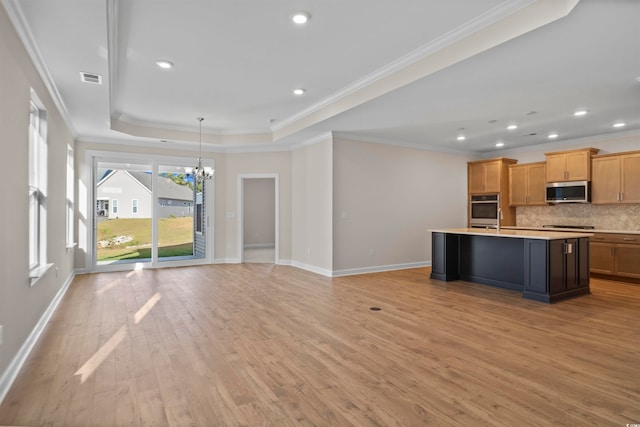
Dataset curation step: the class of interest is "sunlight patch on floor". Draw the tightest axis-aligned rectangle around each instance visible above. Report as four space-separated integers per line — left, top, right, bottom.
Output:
74 325 127 383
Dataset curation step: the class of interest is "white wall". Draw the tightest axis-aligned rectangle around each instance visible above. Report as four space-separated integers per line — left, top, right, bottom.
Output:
332 138 470 273
224 151 292 262
493 132 640 164
0 5 76 396
291 138 334 273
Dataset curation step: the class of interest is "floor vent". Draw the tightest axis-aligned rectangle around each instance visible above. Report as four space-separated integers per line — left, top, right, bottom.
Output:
80 72 102 85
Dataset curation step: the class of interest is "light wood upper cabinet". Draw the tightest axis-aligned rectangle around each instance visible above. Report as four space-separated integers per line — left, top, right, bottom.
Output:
509 162 546 206
545 148 599 182
592 151 640 204
468 158 517 194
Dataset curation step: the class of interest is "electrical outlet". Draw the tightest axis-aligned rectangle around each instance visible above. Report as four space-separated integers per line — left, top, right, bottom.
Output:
369 248 375 256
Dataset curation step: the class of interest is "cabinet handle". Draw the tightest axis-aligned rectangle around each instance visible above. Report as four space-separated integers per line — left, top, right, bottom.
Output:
564 242 573 254
592 236 604 240
623 237 636 241
621 192 624 202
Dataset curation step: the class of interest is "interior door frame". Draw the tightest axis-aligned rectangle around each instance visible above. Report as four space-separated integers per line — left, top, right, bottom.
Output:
237 173 279 263
86 150 215 272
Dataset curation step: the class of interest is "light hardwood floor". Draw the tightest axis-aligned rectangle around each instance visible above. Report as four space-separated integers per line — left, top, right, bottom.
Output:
1 265 639 426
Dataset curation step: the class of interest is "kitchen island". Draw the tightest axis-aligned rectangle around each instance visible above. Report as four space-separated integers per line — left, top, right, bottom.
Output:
430 228 593 302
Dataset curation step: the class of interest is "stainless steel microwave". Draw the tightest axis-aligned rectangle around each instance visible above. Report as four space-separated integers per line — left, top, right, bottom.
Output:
545 181 590 203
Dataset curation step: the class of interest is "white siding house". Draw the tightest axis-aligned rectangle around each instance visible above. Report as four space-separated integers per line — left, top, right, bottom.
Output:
96 170 194 219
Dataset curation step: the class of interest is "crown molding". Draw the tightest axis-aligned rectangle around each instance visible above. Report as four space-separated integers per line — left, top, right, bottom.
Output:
491 128 640 158
273 0 537 133
106 0 119 118
333 132 472 156
2 0 77 137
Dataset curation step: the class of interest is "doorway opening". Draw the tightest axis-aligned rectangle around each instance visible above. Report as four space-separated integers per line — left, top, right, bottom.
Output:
238 175 278 263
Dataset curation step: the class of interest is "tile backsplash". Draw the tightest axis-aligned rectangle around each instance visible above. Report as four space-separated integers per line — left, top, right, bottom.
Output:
516 204 640 231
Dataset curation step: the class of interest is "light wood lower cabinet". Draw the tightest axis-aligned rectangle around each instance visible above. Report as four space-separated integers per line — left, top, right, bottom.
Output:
590 233 640 279
590 242 615 274
615 244 640 279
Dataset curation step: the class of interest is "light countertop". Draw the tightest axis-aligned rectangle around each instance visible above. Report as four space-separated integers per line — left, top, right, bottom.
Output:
430 228 593 240
502 226 640 235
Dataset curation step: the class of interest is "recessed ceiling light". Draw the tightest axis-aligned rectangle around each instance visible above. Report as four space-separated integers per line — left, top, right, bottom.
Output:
156 60 174 69
291 12 310 24
456 135 466 141
573 110 588 117
613 122 626 128
495 142 504 147
507 124 518 130
293 88 306 95
548 133 559 139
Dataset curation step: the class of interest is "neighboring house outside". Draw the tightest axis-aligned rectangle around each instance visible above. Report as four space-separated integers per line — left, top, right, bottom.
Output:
96 170 194 219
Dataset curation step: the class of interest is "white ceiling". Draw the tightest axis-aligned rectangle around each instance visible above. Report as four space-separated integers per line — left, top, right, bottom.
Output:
5 0 640 153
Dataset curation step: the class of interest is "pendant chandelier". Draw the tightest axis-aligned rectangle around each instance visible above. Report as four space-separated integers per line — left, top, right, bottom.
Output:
186 117 214 182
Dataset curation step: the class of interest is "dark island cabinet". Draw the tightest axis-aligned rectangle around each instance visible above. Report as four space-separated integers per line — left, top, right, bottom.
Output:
431 229 591 303
523 238 589 302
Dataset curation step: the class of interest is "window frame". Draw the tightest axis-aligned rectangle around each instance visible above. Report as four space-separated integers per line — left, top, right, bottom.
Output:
132 199 139 214
66 144 75 248
112 199 118 215
28 93 48 274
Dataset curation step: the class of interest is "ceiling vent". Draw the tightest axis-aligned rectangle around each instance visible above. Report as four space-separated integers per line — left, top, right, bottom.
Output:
80 72 102 85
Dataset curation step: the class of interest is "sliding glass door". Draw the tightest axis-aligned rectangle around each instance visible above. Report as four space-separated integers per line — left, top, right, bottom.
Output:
92 155 212 270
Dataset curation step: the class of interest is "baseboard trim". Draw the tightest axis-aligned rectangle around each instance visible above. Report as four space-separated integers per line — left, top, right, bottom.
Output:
0 270 75 406
214 258 240 264
332 261 431 277
290 261 333 277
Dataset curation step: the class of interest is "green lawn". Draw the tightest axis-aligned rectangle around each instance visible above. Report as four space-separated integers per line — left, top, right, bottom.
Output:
97 217 195 261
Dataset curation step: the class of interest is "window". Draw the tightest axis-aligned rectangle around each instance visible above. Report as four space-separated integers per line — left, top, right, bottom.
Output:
132 199 138 214
66 144 74 248
112 199 118 214
29 92 48 273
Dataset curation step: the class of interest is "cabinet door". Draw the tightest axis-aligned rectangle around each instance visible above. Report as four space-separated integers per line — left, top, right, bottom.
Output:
564 239 579 290
546 155 566 182
468 163 485 193
509 166 528 206
621 153 640 203
590 242 614 274
527 164 547 205
592 156 620 204
565 151 590 181
483 161 501 193
614 244 640 279
549 240 567 294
